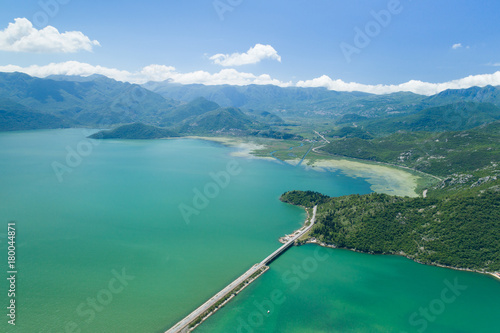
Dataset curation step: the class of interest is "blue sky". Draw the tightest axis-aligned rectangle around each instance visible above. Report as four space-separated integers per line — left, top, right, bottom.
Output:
0 0 499 95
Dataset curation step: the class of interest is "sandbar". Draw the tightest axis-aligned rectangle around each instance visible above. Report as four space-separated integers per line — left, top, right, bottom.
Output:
185 136 420 197
308 158 420 197
184 136 276 161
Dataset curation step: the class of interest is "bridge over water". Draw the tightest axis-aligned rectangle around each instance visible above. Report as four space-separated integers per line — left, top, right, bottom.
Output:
166 206 317 333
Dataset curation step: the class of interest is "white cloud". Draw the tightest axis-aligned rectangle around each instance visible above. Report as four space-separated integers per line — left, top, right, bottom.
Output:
210 44 281 66
0 61 292 87
452 43 470 50
1 61 499 96
0 18 99 53
296 72 500 96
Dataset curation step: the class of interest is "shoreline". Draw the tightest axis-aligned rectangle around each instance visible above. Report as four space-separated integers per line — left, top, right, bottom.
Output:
183 136 277 161
306 158 421 198
185 137 500 280
185 136 422 198
303 239 500 282
167 201 317 332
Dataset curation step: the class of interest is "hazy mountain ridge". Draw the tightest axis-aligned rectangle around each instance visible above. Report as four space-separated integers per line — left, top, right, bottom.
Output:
358 101 500 135
0 72 179 128
161 97 220 125
144 80 500 120
423 85 500 107
2 72 500 138
142 81 426 118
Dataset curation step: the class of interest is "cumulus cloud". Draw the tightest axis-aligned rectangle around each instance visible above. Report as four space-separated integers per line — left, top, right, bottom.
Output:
296 72 500 96
452 43 469 50
1 61 499 96
210 44 281 66
0 18 100 53
0 61 292 87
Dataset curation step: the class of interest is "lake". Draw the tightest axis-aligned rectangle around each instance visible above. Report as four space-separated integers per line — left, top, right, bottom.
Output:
0 129 498 333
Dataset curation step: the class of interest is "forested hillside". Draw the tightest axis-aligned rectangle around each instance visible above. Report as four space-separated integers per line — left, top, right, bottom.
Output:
321 121 500 177
282 185 500 272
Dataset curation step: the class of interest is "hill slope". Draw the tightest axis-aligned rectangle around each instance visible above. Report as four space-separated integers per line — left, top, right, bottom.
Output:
0 72 178 128
161 97 220 125
282 187 499 272
424 85 500 107
89 122 179 139
360 102 500 134
0 108 69 131
321 121 500 177
282 120 500 273
143 82 424 118
177 107 263 135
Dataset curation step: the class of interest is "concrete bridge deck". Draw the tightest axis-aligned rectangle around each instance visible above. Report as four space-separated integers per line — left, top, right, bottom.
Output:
165 206 317 333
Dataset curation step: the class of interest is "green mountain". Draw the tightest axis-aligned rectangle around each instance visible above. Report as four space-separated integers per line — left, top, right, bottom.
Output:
142 82 425 119
89 122 179 139
177 107 262 135
336 113 369 125
161 97 220 125
327 126 373 140
248 110 285 124
424 85 500 107
0 98 69 131
86 98 302 139
0 108 69 131
90 106 297 140
2 72 500 144
0 72 178 128
362 102 500 134
321 121 500 177
339 91 425 117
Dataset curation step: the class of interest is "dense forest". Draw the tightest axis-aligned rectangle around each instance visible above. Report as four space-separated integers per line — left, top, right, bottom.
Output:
280 190 330 208
281 187 500 272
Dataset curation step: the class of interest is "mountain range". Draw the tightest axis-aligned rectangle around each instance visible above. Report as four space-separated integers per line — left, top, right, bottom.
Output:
1 71 498 272
1 72 500 139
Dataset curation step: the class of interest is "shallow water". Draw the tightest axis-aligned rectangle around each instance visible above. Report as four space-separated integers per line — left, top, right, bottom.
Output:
1 129 498 333
198 245 500 333
0 129 372 332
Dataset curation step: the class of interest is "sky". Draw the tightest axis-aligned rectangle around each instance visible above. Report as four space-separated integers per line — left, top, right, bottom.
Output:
0 0 499 95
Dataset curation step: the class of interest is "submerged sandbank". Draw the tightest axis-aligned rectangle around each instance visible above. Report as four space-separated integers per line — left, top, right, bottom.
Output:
184 136 276 161
308 158 420 197
186 136 420 197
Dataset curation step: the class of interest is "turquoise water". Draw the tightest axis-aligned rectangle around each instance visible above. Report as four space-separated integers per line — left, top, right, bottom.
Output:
198 246 500 333
0 129 498 333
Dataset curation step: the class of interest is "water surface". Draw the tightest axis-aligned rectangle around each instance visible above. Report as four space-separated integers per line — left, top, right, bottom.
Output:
0 129 371 332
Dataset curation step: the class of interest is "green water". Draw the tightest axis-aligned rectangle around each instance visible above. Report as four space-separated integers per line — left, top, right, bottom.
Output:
0 129 498 333
198 246 500 333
